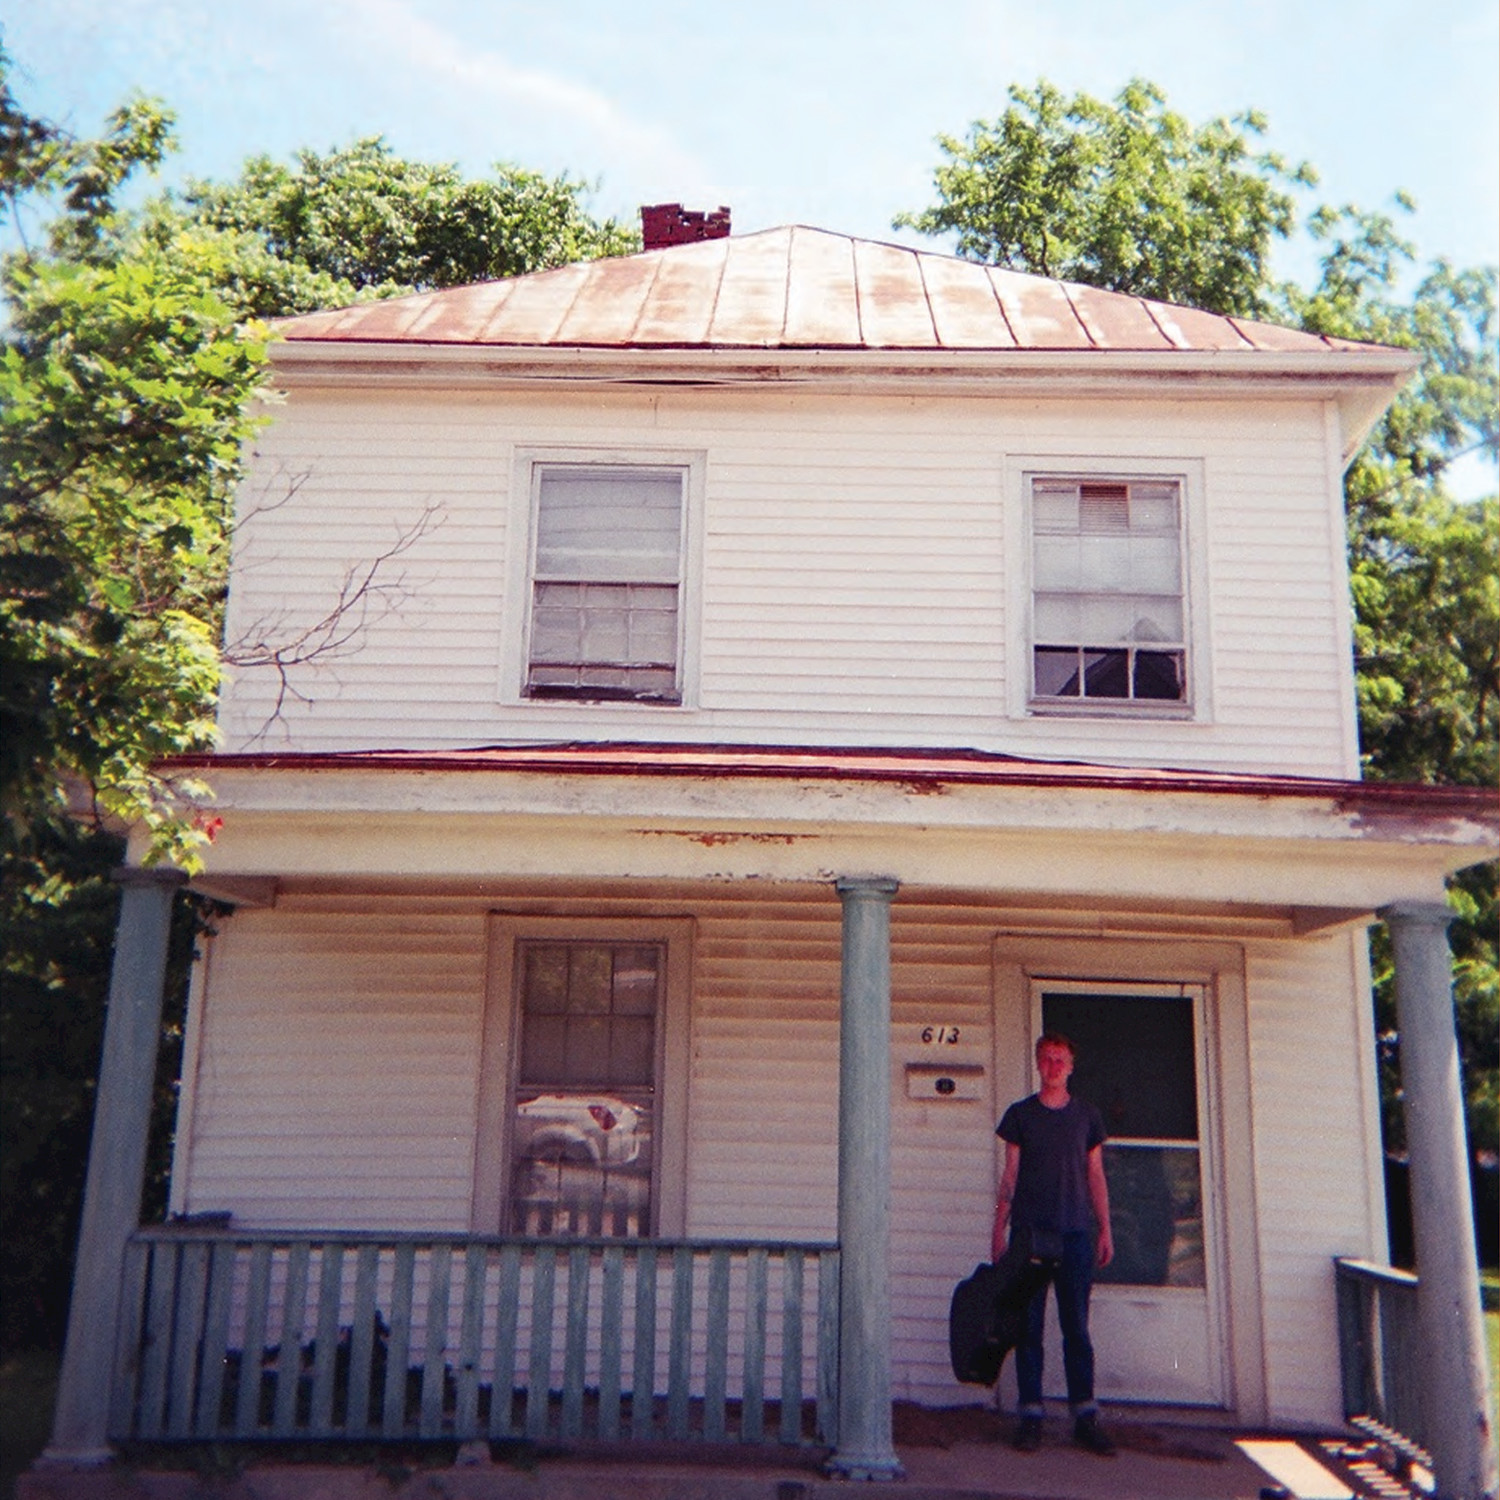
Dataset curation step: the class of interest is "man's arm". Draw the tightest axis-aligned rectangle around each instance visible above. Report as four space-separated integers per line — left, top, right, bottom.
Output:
1086 1144 1114 1268
992 1141 1021 1261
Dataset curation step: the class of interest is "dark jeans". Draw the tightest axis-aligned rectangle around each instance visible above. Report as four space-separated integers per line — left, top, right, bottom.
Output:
1015 1228 1097 1416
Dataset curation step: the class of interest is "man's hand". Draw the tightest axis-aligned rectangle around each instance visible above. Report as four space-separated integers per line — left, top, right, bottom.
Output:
1096 1225 1114 1269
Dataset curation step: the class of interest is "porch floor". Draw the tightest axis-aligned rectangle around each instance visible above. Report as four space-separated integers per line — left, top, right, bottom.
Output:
20 1406 1425 1500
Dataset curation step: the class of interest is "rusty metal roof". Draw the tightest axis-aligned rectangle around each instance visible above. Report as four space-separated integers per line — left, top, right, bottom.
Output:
273 226 1391 357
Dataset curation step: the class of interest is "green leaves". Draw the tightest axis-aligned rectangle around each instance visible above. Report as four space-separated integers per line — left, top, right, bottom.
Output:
159 138 639 317
2 58 268 870
901 76 1498 1166
895 78 1315 317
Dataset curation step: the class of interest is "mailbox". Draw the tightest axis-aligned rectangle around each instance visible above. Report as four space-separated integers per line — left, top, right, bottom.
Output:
905 1062 984 1100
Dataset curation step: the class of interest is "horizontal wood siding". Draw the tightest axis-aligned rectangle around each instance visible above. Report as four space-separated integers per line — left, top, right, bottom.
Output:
220 388 1352 775
177 881 1377 1422
180 905 488 1228
1243 929 1380 1427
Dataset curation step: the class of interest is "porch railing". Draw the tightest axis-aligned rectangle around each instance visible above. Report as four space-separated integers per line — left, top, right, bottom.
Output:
1333 1257 1429 1464
111 1228 840 1449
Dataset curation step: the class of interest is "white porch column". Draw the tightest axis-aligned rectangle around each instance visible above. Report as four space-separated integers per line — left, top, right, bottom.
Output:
44 867 186 1465
1381 901 1497 1500
828 876 904 1481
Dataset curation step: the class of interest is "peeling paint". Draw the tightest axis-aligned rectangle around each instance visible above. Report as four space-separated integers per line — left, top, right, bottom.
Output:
633 829 818 847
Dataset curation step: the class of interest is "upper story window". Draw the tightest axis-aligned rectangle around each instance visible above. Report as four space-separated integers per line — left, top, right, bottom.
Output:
525 464 686 704
1030 476 1188 708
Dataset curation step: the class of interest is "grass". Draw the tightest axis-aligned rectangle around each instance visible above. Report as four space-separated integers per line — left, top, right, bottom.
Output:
1483 1270 1498 1401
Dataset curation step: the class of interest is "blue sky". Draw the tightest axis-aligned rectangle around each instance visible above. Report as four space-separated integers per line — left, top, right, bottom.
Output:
7 1 1497 486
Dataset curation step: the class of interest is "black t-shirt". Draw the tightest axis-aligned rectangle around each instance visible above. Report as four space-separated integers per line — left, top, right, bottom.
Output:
996 1094 1107 1233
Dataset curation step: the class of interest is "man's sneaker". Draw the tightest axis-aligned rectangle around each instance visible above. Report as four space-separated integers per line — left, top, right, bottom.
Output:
1012 1415 1043 1451
1073 1413 1116 1455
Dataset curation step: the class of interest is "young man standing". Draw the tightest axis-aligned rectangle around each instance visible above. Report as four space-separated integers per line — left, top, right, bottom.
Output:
992 1032 1116 1455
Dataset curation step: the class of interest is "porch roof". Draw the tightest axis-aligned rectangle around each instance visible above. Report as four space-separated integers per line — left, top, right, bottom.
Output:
162 741 1493 821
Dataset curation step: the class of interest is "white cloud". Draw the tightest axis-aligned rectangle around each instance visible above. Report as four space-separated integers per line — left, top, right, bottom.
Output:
321 0 718 200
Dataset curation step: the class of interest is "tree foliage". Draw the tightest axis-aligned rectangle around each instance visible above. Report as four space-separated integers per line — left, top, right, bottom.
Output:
2 72 265 864
0 55 639 1353
902 81 1499 1175
894 78 1315 317
155 138 638 318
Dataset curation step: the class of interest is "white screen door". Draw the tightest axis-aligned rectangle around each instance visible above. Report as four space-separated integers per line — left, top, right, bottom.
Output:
1031 980 1226 1405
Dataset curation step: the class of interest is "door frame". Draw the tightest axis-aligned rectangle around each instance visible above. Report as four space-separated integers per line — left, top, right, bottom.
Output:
991 934 1265 1419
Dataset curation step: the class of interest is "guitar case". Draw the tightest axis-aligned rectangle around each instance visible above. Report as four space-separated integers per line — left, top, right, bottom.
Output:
948 1227 1062 1386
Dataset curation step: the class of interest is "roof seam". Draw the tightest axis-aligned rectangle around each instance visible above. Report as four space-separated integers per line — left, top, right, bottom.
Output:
1222 316 1258 352
625 251 669 343
1057 281 1101 349
984 264 1019 347
914 250 943 347
1140 300 1181 350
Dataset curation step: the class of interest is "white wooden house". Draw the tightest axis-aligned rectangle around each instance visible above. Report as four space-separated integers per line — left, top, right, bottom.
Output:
48 223 1498 1491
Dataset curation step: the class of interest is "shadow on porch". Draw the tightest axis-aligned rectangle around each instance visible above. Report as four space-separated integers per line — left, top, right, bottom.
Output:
18 1404 1433 1500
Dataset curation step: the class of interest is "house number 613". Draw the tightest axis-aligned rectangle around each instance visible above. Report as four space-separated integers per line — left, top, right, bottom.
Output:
920 1025 960 1044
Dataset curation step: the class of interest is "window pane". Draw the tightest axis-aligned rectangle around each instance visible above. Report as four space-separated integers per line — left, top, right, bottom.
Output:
1033 595 1081 641
1081 649 1129 697
568 946 614 1013
536 468 683 583
1078 535 1131 591
520 1014 568 1083
1130 485 1180 531
1032 484 1079 531
1096 1146 1205 1288
580 609 630 661
1078 594 1141 642
523 947 570 1013
1041 992 1198 1139
609 1015 656 1084
1126 600 1183 642
510 1092 654 1237
564 1015 610 1083
1034 647 1081 696
612 948 661 1014
1034 536 1081 590
1135 650 1185 700
1128 535 1181 593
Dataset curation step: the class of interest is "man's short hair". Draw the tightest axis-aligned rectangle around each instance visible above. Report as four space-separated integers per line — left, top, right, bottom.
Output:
1035 1031 1076 1060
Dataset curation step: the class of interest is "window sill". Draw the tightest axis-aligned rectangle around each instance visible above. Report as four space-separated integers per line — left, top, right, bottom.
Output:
1028 698 1197 722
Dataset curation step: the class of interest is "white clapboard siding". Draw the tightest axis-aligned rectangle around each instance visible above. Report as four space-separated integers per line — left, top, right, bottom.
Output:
1242 929 1381 1429
218 386 1354 774
175 881 1376 1419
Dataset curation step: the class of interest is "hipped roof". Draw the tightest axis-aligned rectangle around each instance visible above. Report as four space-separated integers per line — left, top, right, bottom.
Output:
274 224 1398 357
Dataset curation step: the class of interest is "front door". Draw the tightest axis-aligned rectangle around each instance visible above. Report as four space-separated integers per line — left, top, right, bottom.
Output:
1032 980 1226 1405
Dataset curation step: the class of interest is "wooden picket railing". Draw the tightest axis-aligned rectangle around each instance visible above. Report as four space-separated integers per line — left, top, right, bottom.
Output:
110 1228 840 1449
1333 1257 1429 1468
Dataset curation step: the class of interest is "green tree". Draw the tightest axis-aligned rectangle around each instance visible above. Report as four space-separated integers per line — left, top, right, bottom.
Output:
1 57 640 1353
2 72 265 862
894 77 1315 317
901 82 1499 1196
150 137 639 318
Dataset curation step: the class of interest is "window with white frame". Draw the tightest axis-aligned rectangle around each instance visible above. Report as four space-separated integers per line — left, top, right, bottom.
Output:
525 464 686 704
1029 476 1188 707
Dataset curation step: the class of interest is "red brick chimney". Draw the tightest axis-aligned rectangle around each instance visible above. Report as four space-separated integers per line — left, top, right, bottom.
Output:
640 203 731 251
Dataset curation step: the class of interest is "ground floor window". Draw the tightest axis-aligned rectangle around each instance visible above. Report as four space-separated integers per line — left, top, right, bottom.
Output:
510 941 661 1236
475 916 693 1239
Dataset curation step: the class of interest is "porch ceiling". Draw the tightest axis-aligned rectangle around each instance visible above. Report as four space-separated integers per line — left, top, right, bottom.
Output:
156 747 1496 919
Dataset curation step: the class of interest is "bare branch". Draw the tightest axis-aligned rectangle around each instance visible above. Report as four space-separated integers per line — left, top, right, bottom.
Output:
224 500 445 740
